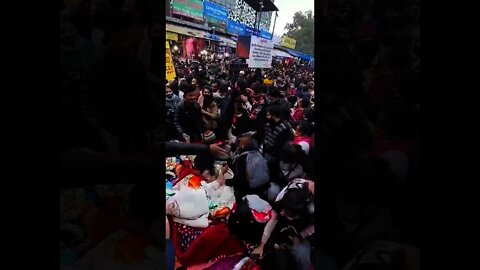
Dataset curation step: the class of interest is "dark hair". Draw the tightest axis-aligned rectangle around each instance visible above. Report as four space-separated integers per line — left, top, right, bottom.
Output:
269 88 282 99
297 120 313 136
267 104 286 119
228 198 265 245
287 96 298 108
186 75 193 84
280 183 312 218
301 96 311 108
183 84 196 95
219 83 229 94
236 78 248 91
194 153 216 176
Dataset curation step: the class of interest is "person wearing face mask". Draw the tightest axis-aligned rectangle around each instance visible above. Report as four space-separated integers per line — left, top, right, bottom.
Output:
174 84 205 143
201 85 220 133
166 84 181 141
263 104 294 163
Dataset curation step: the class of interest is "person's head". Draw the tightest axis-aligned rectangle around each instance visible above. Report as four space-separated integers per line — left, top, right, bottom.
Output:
202 85 212 97
219 83 229 97
268 88 282 103
287 96 298 108
238 134 253 150
166 85 174 98
183 84 200 104
300 96 311 109
234 102 246 115
236 78 248 91
212 81 219 92
266 104 285 123
279 184 312 220
194 153 216 178
191 77 198 85
295 120 313 137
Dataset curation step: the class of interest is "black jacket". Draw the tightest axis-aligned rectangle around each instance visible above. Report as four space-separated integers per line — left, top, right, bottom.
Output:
174 100 204 137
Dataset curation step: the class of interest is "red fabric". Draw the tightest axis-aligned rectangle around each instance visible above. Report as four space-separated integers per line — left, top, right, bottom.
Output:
170 218 246 267
292 108 304 121
174 162 205 187
293 136 314 149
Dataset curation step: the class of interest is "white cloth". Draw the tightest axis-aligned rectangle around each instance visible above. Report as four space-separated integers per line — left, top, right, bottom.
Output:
167 181 210 228
297 141 310 155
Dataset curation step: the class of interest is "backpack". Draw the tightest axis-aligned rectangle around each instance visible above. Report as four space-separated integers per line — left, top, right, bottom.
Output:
239 150 270 189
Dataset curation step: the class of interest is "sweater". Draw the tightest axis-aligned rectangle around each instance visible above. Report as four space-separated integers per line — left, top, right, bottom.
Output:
263 120 293 157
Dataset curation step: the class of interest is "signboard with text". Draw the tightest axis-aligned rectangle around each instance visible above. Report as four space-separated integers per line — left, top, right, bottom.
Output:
203 1 228 22
280 36 297 49
247 35 274 68
227 20 246 35
166 42 177 82
236 35 274 68
172 0 204 20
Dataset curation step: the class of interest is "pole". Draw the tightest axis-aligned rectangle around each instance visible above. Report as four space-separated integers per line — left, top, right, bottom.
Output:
258 1 263 34
272 11 278 36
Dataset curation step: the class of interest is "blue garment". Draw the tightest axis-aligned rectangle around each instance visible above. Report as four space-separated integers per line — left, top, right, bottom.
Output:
166 239 175 270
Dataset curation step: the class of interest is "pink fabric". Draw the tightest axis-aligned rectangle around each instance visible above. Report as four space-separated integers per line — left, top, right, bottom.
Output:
186 38 195 58
293 136 314 149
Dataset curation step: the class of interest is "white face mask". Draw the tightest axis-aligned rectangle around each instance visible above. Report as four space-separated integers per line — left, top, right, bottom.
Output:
213 92 221 98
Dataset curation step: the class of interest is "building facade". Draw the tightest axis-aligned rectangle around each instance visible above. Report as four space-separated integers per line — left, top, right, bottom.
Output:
167 0 274 32
225 0 274 31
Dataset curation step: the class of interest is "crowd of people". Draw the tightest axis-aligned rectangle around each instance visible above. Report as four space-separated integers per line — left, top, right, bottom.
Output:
164 56 317 270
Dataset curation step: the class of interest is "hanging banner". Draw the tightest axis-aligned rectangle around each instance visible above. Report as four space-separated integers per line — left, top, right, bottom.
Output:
236 35 274 68
172 0 204 21
280 36 297 49
259 30 273 40
203 1 228 22
227 20 246 35
166 32 179 41
166 42 177 82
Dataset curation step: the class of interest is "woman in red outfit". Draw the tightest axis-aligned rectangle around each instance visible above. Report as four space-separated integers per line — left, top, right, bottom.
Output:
293 121 314 155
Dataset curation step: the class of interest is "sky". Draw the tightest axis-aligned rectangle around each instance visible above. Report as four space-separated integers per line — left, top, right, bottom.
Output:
268 0 315 37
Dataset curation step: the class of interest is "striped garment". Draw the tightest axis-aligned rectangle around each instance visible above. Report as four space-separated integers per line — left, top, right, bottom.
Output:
264 120 293 154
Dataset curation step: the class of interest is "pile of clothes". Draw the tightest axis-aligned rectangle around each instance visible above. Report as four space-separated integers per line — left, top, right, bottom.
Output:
166 154 273 270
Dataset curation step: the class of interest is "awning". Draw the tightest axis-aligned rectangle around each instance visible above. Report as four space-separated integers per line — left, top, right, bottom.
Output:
218 36 237 48
272 49 292 58
285 49 313 61
166 23 201 37
166 23 229 43
243 0 279 12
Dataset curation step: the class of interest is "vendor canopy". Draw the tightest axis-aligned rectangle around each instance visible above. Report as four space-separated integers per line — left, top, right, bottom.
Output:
285 48 313 61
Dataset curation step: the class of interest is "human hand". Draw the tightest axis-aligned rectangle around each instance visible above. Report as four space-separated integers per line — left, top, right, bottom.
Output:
251 243 265 260
209 143 227 158
307 180 314 195
221 164 229 175
182 133 190 143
